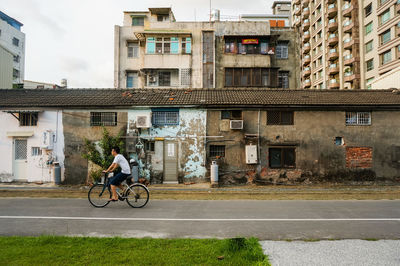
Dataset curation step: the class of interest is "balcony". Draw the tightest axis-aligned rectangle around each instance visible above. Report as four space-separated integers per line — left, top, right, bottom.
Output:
302 31 310 43
342 4 353 17
344 72 360 83
327 0 335 4
303 79 311 88
397 24 400 36
328 34 339 46
303 56 311 66
294 0 300 4
343 20 353 33
303 43 311 53
328 19 338 32
343 38 358 49
329 79 340 89
343 54 358 66
302 7 310 19
397 2 400 14
327 49 339 60
302 19 310 31
302 67 311 77
295 7 301 16
327 4 338 18
328 64 339 74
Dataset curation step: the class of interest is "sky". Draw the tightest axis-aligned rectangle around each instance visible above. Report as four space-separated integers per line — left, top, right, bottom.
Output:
1 0 272 88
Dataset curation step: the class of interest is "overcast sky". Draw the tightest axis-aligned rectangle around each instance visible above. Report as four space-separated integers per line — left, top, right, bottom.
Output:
1 0 272 88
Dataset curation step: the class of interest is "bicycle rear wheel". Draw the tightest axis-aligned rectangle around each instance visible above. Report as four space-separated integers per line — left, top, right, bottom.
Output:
88 184 111 208
125 184 149 208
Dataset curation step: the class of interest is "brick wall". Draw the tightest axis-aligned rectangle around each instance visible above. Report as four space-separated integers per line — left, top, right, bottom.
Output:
346 147 373 169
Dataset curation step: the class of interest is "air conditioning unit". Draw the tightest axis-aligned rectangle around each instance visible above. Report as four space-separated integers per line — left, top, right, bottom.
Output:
41 130 54 150
230 120 243 130
245 145 258 164
136 114 152 128
148 75 157 83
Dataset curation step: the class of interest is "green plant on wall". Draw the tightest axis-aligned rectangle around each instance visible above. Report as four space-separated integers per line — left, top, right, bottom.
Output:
81 127 126 170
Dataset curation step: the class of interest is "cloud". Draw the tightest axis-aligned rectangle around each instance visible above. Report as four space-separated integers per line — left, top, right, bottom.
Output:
61 57 89 73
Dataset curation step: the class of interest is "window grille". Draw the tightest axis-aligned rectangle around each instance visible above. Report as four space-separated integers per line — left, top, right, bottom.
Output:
269 147 295 168
90 112 117 126
278 71 289 88
180 68 191 86
345 112 371 125
19 112 38 126
15 139 27 160
267 111 294 125
158 72 171 86
276 42 289 59
152 111 179 126
31 147 42 156
210 145 225 157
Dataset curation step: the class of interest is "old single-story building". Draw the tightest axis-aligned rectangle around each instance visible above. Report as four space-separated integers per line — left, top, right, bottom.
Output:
0 88 400 184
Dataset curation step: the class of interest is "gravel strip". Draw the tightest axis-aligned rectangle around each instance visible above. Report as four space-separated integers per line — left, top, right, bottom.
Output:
261 240 400 266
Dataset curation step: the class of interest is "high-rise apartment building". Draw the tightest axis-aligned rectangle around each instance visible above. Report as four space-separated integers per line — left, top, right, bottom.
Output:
292 0 400 90
0 11 25 86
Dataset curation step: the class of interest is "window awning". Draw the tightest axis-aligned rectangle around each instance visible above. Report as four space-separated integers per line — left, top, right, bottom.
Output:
6 131 34 137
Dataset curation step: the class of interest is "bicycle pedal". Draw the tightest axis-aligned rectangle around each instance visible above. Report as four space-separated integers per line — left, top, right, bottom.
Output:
118 196 124 201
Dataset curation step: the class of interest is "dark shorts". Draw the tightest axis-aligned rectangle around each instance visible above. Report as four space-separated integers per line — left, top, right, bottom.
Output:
109 172 130 186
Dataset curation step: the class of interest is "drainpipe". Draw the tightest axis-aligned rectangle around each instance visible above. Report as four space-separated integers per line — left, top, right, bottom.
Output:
257 110 261 170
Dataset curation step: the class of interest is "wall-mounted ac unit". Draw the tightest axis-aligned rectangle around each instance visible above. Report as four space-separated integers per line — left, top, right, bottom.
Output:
230 120 243 130
136 114 152 128
41 130 54 150
245 145 258 164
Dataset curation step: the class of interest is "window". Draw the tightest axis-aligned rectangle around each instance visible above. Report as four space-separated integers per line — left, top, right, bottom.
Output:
181 37 191 54
90 112 117 126
225 68 278 87
13 68 20 79
221 110 242 120
19 112 38 126
366 59 374 71
267 111 294 125
132 17 144 26
12 37 19 46
126 72 138 88
366 77 374 89
31 147 42 156
345 112 371 125
380 9 390 25
365 22 373 35
269 147 296 168
380 0 390 6
380 29 391 45
365 41 373 53
13 55 20 63
365 3 372 17
148 37 180 54
158 71 171 86
278 71 289 88
157 15 169 22
210 145 225 157
276 42 288 59
381 49 392 65
145 141 155 152
146 37 155 54
224 37 269 55
152 110 179 126
127 42 139 58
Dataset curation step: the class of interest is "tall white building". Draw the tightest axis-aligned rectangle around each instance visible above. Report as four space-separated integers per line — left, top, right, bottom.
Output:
0 11 25 86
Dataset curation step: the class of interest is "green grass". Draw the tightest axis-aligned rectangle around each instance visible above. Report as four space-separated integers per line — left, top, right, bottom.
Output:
0 236 270 266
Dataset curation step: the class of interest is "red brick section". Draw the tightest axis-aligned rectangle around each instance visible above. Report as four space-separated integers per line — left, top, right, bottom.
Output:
346 147 373 169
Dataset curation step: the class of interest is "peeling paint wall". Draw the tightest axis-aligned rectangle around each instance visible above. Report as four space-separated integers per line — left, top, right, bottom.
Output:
128 108 207 183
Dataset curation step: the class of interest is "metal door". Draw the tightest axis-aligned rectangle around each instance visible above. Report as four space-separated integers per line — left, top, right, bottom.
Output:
13 139 27 180
164 141 178 182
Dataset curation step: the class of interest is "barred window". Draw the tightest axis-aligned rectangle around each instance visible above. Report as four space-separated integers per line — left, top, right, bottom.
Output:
180 68 191 86
152 111 179 126
346 112 371 125
269 147 296 168
278 71 289 88
267 111 294 125
276 42 289 59
221 110 242 120
210 145 225 157
90 112 117 126
19 112 38 126
31 147 42 156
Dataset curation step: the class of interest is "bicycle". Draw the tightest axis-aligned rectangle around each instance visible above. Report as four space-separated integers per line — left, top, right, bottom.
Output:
88 172 149 208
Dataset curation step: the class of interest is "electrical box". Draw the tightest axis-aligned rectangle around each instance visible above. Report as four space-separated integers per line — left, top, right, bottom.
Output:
230 120 243 130
41 130 54 150
245 145 258 164
136 113 152 128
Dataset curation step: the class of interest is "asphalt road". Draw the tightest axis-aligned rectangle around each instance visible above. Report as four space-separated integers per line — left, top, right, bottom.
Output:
0 198 399 240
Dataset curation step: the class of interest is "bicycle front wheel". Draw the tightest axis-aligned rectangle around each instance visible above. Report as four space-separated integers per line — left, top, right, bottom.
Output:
126 184 149 208
88 184 111 208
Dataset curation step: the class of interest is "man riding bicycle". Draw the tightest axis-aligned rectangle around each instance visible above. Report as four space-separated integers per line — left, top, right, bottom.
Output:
103 146 131 202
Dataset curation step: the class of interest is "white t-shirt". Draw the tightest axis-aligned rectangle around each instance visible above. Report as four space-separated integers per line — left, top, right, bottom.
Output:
113 154 131 174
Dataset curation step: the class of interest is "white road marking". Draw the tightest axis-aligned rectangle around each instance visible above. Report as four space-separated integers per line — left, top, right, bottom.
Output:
0 216 400 222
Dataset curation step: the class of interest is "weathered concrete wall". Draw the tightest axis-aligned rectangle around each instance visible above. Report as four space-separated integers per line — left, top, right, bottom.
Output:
127 108 207 183
207 109 400 184
62 111 127 184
